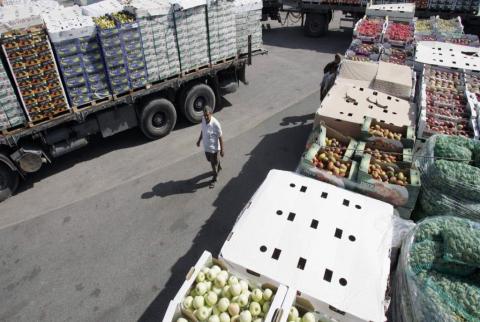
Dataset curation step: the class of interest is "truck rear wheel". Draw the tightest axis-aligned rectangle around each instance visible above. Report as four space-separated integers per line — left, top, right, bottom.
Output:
304 13 328 37
180 83 216 123
0 163 19 202
139 98 177 140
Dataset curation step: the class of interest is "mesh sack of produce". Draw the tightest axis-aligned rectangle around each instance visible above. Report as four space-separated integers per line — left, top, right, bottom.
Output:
416 135 480 220
392 216 480 322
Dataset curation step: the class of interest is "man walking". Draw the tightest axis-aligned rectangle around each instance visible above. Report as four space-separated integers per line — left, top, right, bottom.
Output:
320 53 342 102
196 106 224 188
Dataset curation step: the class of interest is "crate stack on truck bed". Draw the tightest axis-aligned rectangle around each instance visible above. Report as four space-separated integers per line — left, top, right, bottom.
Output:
0 0 264 134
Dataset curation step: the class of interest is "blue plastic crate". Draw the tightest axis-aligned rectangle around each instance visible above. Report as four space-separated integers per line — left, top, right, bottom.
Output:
84 61 105 74
103 46 124 58
68 85 89 96
60 64 84 78
89 80 110 91
110 76 129 87
55 40 80 56
87 73 108 83
107 65 128 77
127 60 146 70
105 56 126 69
129 68 147 80
65 75 88 87
98 27 119 38
59 55 82 67
111 83 130 94
101 36 122 48
131 78 147 88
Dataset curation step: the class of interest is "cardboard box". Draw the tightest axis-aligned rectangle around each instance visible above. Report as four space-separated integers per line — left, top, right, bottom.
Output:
354 141 413 168
360 117 415 148
220 170 394 322
162 250 288 322
415 41 480 72
365 3 415 22
357 154 420 209
314 83 416 138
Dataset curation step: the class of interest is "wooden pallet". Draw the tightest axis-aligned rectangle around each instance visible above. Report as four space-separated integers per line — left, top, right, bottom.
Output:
112 85 149 100
28 109 70 127
146 74 181 89
182 64 211 76
71 96 112 112
212 56 237 66
1 123 27 136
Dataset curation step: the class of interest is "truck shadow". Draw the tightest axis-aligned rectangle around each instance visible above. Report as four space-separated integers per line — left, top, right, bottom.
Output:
138 112 314 321
262 25 352 54
16 97 234 195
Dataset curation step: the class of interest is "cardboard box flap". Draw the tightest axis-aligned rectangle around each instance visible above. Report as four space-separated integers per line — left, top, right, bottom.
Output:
220 170 394 322
415 41 480 71
320 83 416 128
372 61 413 100
337 59 378 85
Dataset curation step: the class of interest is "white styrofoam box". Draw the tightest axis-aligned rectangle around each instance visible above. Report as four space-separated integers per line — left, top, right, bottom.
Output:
162 250 288 322
0 5 43 33
44 11 96 42
171 0 207 11
415 41 480 71
233 0 262 13
125 0 171 17
81 0 123 17
220 170 394 322
366 2 415 21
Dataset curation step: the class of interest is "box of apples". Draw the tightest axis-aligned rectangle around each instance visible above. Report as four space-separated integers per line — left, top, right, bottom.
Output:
353 16 386 43
383 20 414 48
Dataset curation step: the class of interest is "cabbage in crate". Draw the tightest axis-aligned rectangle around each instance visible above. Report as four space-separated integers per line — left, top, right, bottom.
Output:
177 264 275 322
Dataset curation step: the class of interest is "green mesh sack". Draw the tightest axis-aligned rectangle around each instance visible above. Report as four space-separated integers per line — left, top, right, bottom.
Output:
434 135 473 163
429 160 480 202
443 225 480 267
420 188 480 221
394 216 480 322
409 240 476 277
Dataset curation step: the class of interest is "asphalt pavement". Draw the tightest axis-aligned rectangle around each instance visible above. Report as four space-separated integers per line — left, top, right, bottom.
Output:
0 16 352 321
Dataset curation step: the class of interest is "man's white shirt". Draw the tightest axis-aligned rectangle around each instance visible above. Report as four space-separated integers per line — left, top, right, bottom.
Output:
201 116 222 153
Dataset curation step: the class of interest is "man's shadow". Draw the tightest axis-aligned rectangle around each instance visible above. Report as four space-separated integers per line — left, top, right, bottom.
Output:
141 172 212 199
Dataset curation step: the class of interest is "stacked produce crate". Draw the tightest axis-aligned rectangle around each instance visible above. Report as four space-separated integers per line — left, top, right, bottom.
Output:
125 0 180 83
208 0 237 63
234 0 262 55
0 60 25 131
381 19 414 66
2 25 70 123
172 0 210 72
347 16 385 62
44 7 111 107
417 65 479 140
92 11 148 95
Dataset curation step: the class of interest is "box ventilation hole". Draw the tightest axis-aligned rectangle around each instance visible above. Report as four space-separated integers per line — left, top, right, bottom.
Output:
272 248 281 260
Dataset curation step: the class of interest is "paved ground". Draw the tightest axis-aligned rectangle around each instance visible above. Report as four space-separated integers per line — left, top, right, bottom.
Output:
0 17 352 321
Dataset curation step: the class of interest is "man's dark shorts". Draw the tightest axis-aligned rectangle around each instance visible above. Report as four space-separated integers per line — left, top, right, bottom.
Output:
205 152 219 164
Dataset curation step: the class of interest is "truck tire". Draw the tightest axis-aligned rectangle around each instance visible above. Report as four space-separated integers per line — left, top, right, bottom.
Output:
0 163 19 202
304 13 328 37
180 83 216 123
139 98 177 140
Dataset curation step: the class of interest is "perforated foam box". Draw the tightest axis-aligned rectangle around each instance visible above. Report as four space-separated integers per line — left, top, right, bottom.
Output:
220 170 394 322
162 250 288 322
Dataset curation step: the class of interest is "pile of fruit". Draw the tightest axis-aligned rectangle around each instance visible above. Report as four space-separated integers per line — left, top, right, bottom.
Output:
355 18 384 40
425 116 473 137
416 34 436 41
444 35 480 47
93 16 116 29
382 47 412 66
364 146 398 164
323 138 347 155
423 67 473 134
385 22 413 43
349 41 380 56
112 11 136 24
346 54 371 62
369 124 403 140
312 150 352 177
436 18 463 35
177 264 276 322
415 19 434 34
287 307 315 322
368 163 410 186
